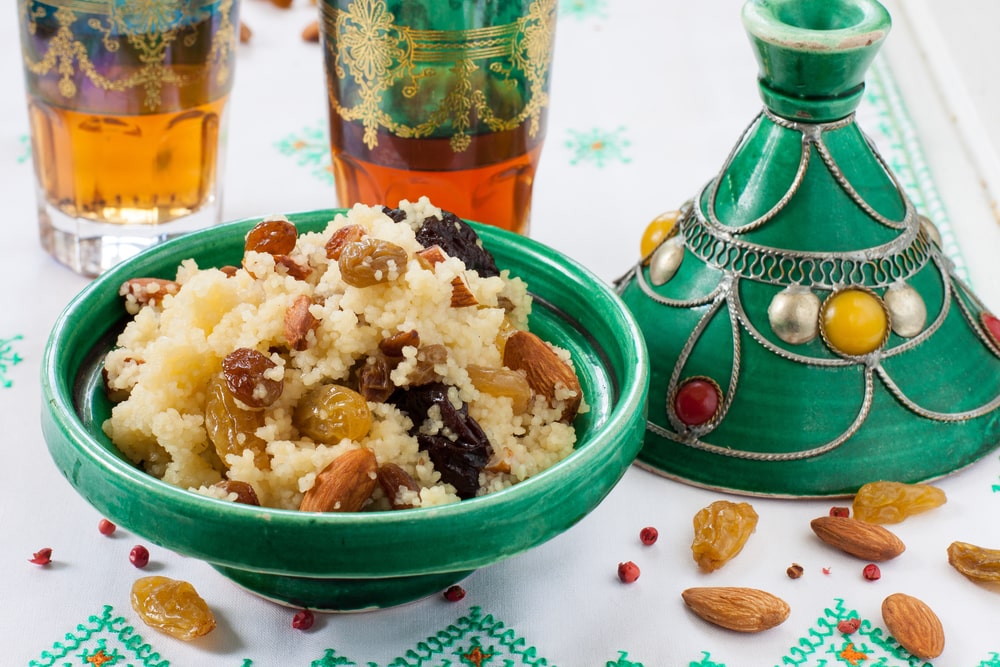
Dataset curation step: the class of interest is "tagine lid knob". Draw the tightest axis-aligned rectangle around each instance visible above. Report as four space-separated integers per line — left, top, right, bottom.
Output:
742 0 892 121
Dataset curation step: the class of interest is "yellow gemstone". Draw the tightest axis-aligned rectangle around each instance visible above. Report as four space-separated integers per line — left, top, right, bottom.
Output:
821 288 889 356
640 210 680 258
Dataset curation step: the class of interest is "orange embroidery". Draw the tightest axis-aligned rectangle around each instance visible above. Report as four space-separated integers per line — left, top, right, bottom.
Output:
839 642 868 665
86 649 114 666
463 645 494 667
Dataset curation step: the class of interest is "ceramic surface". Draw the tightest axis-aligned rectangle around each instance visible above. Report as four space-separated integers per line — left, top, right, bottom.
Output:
41 210 649 611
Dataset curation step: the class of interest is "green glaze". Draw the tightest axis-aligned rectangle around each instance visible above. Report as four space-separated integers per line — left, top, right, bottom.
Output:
41 210 648 611
616 0 1000 496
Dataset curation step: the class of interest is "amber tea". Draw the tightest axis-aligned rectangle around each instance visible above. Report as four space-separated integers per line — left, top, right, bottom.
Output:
321 0 555 235
18 0 239 275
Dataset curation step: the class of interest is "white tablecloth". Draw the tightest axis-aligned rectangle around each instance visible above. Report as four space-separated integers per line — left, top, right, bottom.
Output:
6 1 1000 665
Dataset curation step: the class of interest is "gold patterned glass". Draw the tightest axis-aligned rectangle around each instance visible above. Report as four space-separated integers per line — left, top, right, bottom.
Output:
18 0 240 276
320 0 556 235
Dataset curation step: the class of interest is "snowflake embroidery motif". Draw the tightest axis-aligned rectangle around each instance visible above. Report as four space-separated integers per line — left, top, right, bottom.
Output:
0 335 23 388
565 126 631 168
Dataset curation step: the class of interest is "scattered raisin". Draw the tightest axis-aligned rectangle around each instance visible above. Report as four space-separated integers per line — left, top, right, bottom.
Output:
293 384 372 444
29 548 52 565
130 545 150 568
131 576 216 640
852 481 946 524
948 541 1000 583
691 500 759 573
786 563 804 579
862 563 881 581
443 585 466 602
292 609 315 630
414 210 499 278
639 526 659 546
617 561 640 583
221 348 283 409
245 219 297 255
98 518 117 536
338 237 408 287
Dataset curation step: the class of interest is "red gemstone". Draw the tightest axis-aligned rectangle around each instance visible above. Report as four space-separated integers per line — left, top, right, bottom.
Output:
982 313 1000 346
674 378 721 426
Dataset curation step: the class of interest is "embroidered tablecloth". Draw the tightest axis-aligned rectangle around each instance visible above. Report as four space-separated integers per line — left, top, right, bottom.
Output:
5 1 1000 665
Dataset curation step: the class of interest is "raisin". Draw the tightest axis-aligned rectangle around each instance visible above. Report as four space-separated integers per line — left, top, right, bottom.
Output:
325 224 367 260
691 500 759 573
204 376 269 469
377 462 421 509
414 210 499 278
215 480 261 506
294 384 372 444
391 382 492 499
466 364 531 414
948 541 1000 583
379 329 420 357
357 355 396 403
245 219 297 255
221 348 283 408
407 344 448 385
131 576 216 641
338 237 409 287
852 481 946 524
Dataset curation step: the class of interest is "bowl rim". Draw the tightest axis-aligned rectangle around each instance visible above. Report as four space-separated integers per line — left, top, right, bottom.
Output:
41 209 649 556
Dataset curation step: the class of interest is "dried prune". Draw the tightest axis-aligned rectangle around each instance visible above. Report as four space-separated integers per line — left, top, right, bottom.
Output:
391 382 493 498
414 210 499 278
221 348 283 408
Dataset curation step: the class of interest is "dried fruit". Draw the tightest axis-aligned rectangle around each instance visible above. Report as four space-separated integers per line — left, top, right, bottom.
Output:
98 518 116 536
205 375 269 469
862 563 881 581
338 237 408 287
852 481 946 524
681 587 789 633
786 563 804 579
299 448 379 512
222 348 283 408
443 585 467 602
639 526 659 546
131 576 216 641
29 548 52 565
215 480 261 506
245 219 297 256
691 500 759 573
294 384 372 444
617 561 640 583
284 295 318 351
325 224 366 260
407 344 448 385
837 618 861 634
413 210 499 278
379 329 420 357
810 515 905 561
130 545 150 568
292 609 314 630
466 364 532 414
376 462 421 509
357 354 396 403
502 330 582 422
947 540 1000 583
881 592 945 659
274 254 313 280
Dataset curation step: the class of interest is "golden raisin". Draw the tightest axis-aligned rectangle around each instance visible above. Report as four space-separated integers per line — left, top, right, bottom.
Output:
204 376 269 469
338 237 409 287
294 384 372 444
948 541 1000 583
852 481 947 524
691 500 759 573
131 576 216 641
467 364 532 413
407 344 448 385
221 348 283 408
245 219 297 255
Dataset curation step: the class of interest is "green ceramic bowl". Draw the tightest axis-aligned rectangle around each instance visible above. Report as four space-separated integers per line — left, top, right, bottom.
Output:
41 210 649 611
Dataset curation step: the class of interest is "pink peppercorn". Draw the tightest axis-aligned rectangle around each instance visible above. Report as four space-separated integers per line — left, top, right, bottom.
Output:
98 519 116 536
617 561 640 583
639 526 658 545
829 506 850 518
29 548 53 566
291 609 314 630
837 618 861 634
129 545 150 568
862 563 881 581
443 585 466 602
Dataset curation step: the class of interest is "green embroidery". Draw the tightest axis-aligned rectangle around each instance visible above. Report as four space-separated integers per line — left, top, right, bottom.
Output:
31 605 168 667
689 653 725 667
607 650 644 667
275 122 335 185
977 653 1000 667
18 134 32 164
565 126 631 168
558 0 608 20
1 334 24 388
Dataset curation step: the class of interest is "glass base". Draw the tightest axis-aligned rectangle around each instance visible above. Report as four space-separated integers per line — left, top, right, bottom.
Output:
38 198 223 277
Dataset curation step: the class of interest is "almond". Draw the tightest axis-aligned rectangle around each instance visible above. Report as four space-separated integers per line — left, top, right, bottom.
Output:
450 275 478 307
810 515 906 561
681 587 789 633
299 448 378 512
881 592 945 659
284 294 317 351
376 462 420 510
502 330 582 422
301 20 320 42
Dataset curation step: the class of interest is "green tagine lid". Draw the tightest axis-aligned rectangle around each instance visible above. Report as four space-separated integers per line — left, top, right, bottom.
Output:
616 0 1000 496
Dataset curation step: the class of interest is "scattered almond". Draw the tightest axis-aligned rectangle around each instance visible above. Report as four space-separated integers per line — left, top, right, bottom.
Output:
502 330 582 422
302 19 320 42
681 587 789 633
299 448 378 512
881 592 945 659
810 515 906 561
